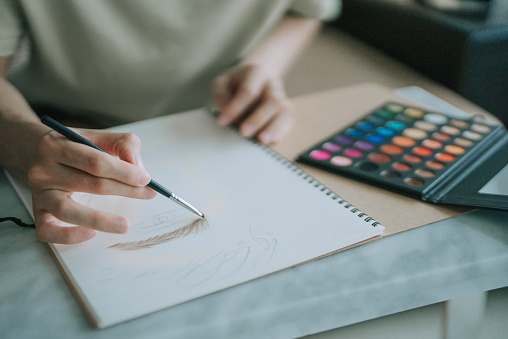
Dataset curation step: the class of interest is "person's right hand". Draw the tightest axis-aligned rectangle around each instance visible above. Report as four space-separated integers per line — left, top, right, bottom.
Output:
26 126 156 244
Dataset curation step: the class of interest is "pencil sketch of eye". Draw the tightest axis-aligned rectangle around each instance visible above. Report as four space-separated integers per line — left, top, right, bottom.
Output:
108 218 209 251
140 209 190 232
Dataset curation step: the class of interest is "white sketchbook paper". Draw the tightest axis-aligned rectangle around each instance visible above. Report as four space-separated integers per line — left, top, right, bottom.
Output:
7 108 384 328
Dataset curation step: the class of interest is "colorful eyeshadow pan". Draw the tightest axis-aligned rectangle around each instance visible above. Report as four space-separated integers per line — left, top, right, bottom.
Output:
366 134 385 144
344 149 363 158
403 154 422 163
404 177 425 186
376 127 397 138
463 131 482 140
381 144 403 155
331 156 352 166
435 153 455 162
386 121 405 131
403 128 427 140
381 170 401 178
385 104 404 113
376 109 395 119
298 102 507 210
322 142 342 152
414 120 437 132
454 138 474 147
369 153 391 163
345 128 364 138
424 113 448 125
366 115 385 125
413 147 433 157
310 150 331 160
432 132 451 141
334 136 354 145
426 160 446 170
404 108 424 118
392 162 411 171
354 141 374 151
444 145 465 155
450 119 469 128
395 114 414 124
441 125 460 135
422 139 442 149
415 169 435 178
471 124 491 134
356 122 376 131
392 136 416 148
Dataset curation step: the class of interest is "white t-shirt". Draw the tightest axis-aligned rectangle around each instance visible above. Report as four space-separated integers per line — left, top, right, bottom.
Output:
0 0 340 125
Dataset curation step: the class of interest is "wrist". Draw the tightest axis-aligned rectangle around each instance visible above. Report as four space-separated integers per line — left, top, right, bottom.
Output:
0 118 51 182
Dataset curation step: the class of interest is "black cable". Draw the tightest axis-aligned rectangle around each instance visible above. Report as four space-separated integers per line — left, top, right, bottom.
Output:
0 217 35 228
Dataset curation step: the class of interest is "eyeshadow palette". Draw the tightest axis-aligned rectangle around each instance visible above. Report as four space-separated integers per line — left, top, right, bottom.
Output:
297 103 508 210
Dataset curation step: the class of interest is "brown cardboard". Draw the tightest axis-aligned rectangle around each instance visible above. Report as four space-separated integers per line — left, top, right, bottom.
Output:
272 83 471 236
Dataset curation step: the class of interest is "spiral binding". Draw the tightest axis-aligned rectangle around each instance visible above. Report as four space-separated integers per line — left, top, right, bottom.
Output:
206 105 382 228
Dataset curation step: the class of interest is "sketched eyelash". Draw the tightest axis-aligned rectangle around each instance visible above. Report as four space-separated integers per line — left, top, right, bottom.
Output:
108 218 209 251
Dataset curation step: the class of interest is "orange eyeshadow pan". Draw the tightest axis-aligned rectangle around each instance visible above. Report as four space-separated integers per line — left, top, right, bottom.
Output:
392 136 416 147
381 144 404 155
435 153 455 162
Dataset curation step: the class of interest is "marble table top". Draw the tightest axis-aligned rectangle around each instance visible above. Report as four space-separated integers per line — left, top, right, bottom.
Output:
1 169 507 338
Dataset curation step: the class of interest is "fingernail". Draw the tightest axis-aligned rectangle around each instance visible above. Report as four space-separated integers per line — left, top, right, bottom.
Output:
241 124 254 137
260 133 272 144
113 218 129 233
138 171 151 185
82 228 96 240
134 154 145 169
145 187 157 198
218 115 231 126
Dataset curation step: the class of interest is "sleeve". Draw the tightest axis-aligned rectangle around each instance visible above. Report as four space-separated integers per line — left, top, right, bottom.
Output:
289 0 342 21
0 0 25 57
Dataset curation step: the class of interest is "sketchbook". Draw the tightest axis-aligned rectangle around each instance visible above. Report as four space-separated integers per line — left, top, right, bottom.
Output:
7 108 384 328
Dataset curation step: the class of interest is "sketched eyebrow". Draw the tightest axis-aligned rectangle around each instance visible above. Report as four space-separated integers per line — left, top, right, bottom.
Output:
108 218 209 251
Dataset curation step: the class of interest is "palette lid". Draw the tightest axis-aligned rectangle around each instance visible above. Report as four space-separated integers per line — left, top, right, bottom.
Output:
437 136 508 210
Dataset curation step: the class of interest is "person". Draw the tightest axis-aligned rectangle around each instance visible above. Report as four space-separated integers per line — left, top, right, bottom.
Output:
0 0 340 244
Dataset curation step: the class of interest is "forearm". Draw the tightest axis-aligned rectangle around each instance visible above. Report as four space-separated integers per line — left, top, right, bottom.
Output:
242 13 321 77
0 61 48 181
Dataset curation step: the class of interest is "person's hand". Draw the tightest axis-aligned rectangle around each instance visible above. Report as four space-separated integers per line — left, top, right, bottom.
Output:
26 127 156 244
212 63 294 144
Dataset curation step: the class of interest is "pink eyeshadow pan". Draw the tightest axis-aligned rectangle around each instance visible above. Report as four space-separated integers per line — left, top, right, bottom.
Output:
322 142 342 152
344 149 363 158
331 156 353 166
309 150 331 160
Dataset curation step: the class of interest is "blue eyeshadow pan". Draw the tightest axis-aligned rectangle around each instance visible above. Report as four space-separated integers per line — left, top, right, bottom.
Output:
365 115 385 125
366 134 385 144
355 122 376 132
345 128 364 138
375 127 396 137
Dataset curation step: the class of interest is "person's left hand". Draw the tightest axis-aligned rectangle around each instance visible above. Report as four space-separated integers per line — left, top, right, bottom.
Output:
212 63 294 144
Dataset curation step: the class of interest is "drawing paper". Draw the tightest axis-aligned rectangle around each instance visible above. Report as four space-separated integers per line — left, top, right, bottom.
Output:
7 108 383 328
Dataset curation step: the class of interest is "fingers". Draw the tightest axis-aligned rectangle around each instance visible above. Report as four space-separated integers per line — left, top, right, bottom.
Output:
256 107 294 144
29 127 155 244
31 164 156 199
212 74 233 111
36 130 151 189
238 81 294 144
83 131 145 168
215 66 266 126
212 64 294 144
59 142 151 187
34 211 97 244
34 190 130 243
